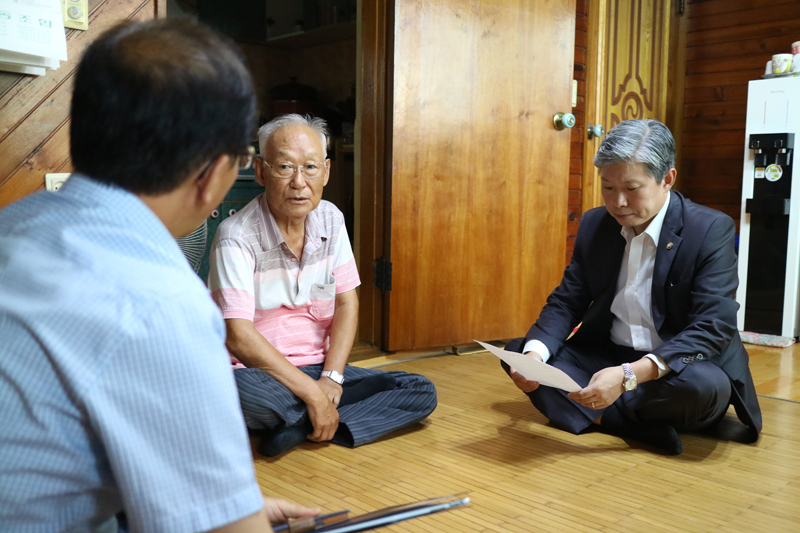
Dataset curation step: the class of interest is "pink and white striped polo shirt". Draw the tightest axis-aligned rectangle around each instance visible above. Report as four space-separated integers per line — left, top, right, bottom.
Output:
208 195 360 368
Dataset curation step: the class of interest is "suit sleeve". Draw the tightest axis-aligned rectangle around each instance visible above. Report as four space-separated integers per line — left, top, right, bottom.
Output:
655 214 739 371
523 213 597 356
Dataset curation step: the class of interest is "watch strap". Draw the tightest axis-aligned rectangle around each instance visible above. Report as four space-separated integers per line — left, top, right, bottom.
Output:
622 362 637 391
321 370 345 385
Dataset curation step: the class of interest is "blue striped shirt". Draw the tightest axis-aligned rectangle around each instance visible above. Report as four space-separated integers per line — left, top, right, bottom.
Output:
0 176 263 532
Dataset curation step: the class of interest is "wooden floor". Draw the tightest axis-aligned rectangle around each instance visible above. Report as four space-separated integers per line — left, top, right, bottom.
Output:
748 342 800 401
252 343 800 532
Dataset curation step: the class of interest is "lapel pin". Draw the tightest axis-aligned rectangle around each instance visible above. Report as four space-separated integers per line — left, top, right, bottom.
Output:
666 242 674 250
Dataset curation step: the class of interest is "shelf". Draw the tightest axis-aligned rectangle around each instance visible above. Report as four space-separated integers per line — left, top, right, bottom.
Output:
266 21 356 50
761 71 800 79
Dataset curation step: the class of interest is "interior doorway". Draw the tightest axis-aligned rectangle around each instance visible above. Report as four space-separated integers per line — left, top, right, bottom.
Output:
165 0 364 295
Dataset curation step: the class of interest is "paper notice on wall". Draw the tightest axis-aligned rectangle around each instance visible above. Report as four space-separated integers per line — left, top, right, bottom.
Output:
0 0 67 73
476 340 582 392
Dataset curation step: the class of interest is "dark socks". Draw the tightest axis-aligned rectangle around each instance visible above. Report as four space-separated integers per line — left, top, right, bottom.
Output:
258 373 397 457
340 373 396 405
600 404 683 455
258 422 309 457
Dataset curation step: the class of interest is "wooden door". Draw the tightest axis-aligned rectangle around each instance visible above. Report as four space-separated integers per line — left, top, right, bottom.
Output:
384 0 577 351
582 0 673 212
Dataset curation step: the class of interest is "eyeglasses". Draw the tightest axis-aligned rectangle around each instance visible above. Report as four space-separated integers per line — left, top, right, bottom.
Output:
263 159 328 180
195 146 255 178
235 146 256 170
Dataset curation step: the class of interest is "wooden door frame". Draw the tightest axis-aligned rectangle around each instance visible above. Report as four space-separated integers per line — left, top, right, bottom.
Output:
581 0 607 214
665 0 687 190
355 0 392 349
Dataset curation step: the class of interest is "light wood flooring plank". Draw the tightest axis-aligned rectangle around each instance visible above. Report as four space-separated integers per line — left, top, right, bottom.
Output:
252 352 800 531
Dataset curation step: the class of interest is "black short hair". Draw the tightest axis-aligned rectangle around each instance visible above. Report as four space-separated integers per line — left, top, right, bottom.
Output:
70 19 256 195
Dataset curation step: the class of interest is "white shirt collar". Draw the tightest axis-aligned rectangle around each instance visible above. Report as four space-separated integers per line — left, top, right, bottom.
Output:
620 190 671 246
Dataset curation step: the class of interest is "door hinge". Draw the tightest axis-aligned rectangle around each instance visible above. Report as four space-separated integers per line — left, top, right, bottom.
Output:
374 256 392 292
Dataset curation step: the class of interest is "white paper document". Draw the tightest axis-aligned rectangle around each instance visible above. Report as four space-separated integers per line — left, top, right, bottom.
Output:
0 48 59 68
0 59 44 74
0 0 68 70
476 340 582 392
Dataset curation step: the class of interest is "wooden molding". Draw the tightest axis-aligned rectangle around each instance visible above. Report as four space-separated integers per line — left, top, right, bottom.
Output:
154 0 166 18
355 0 390 347
666 0 688 190
582 0 606 213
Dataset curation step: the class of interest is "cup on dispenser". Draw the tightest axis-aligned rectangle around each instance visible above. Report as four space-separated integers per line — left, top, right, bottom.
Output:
792 42 800 73
773 53 793 74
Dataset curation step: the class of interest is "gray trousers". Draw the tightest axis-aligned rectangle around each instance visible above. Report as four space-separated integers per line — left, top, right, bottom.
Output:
235 364 437 447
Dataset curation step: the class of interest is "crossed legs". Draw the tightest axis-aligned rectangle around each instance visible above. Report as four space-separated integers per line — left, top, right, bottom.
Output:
503 339 732 453
235 364 437 455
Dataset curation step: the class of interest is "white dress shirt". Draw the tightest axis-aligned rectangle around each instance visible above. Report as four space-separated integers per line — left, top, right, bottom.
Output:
524 192 672 379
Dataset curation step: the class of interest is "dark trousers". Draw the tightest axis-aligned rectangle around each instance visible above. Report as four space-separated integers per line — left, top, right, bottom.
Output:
503 338 732 434
235 364 437 447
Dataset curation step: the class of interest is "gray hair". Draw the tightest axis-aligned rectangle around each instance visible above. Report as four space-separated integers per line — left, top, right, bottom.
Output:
593 119 676 183
257 113 329 159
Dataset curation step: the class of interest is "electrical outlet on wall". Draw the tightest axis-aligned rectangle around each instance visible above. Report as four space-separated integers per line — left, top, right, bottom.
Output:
45 173 71 191
62 0 89 31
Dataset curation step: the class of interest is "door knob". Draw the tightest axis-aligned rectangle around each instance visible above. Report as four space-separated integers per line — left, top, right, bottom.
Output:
587 123 604 140
553 112 576 131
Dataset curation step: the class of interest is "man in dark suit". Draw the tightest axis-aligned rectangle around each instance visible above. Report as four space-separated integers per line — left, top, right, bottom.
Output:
504 119 762 455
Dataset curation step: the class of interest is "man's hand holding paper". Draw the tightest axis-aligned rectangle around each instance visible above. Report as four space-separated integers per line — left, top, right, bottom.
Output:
476 341 581 393
508 350 543 393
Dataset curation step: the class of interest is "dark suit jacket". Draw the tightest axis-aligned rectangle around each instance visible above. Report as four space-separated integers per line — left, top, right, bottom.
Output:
521 191 762 440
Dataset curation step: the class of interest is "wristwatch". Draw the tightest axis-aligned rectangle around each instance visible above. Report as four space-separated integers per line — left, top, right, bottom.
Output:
321 370 345 385
622 363 638 392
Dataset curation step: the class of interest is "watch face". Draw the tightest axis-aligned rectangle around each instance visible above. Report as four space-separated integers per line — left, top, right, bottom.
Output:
624 378 637 391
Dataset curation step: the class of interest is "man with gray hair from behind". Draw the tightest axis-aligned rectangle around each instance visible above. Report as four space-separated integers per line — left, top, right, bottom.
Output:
502 119 762 455
209 113 437 457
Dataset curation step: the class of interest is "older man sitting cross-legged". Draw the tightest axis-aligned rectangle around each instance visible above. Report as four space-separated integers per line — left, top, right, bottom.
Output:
209 114 437 456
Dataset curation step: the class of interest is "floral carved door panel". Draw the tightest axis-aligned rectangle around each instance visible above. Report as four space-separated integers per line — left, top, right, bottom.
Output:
605 0 671 128
583 0 672 212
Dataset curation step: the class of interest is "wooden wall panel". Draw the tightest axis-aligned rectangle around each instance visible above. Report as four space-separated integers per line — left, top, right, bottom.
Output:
679 0 800 228
0 0 157 209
